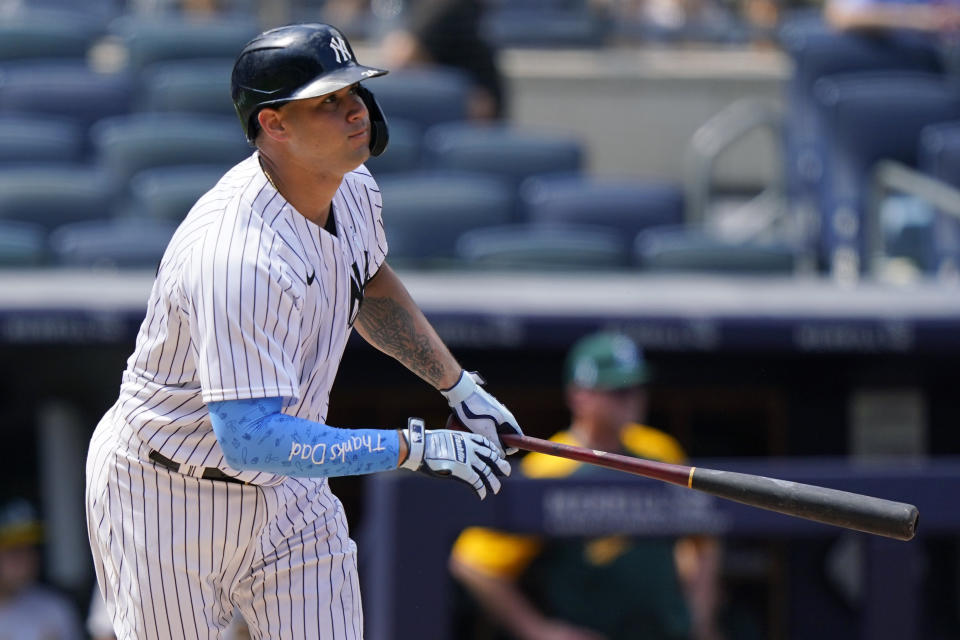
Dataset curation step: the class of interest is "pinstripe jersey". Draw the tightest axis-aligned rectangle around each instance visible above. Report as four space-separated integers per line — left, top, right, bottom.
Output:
112 152 387 485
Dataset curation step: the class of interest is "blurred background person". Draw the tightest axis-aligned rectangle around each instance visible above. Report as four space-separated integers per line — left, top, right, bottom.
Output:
449 332 728 640
0 499 83 640
380 0 508 120
825 0 960 33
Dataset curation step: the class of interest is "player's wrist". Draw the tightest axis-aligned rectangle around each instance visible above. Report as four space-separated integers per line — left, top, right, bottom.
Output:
440 370 481 402
398 418 425 470
438 368 467 394
396 429 409 466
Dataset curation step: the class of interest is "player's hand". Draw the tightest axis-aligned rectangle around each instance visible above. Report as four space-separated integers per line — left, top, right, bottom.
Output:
440 371 524 455
399 417 511 500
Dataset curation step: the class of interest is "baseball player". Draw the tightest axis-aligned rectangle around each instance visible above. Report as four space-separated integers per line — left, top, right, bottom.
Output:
84 23 522 640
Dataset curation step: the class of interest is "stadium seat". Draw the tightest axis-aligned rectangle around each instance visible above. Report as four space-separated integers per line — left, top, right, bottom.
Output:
520 174 684 243
363 118 424 175
0 62 136 132
365 67 472 129
634 226 797 274
90 113 250 191
777 17 944 259
0 167 116 231
918 122 960 275
108 16 259 70
376 171 514 266
0 116 86 166
0 220 47 267
422 123 585 195
920 121 960 188
455 223 628 270
49 218 178 269
480 0 608 48
0 15 102 61
10 1 121 24
812 72 960 276
124 165 226 223
137 58 236 118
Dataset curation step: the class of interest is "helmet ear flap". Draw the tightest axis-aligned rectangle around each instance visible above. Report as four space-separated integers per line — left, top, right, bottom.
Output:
356 84 389 157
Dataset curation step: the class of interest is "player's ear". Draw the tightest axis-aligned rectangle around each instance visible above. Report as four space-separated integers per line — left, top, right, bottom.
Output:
257 107 289 142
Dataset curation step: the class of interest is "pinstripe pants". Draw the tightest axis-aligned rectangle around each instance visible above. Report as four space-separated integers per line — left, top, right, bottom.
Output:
85 412 363 640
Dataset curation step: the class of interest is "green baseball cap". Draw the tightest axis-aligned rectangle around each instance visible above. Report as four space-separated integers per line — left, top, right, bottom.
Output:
565 332 650 390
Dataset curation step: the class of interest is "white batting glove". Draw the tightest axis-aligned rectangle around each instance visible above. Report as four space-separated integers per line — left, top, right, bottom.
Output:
441 371 523 455
400 417 511 500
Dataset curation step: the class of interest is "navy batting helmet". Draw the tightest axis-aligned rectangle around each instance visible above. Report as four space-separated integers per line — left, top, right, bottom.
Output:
231 23 389 155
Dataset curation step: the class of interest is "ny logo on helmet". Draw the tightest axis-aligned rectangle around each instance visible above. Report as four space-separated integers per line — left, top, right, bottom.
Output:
329 36 352 63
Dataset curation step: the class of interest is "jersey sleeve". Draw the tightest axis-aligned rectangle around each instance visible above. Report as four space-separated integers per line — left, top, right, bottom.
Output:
182 226 305 404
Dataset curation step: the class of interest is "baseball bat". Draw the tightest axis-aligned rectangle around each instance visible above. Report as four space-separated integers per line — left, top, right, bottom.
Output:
451 417 918 540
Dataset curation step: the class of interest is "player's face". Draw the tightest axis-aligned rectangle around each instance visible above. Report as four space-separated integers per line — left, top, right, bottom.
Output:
278 84 371 173
570 386 645 432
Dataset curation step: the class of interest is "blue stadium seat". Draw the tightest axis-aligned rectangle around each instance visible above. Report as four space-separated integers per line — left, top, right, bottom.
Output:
11 1 121 24
480 0 608 48
920 122 960 188
90 113 250 191
0 116 86 166
137 58 236 118
813 72 960 275
108 16 259 70
919 122 960 275
422 123 584 195
0 62 136 132
0 14 103 61
124 165 226 223
519 174 684 243
377 171 514 266
0 220 47 267
363 118 424 175
366 67 471 129
0 167 116 230
634 226 797 274
777 17 944 259
455 223 628 270
49 218 178 269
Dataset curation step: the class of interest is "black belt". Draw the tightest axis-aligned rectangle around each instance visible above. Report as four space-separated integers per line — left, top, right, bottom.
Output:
148 450 248 485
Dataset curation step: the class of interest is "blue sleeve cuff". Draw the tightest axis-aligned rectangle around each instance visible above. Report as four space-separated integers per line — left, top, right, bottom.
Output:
208 397 400 477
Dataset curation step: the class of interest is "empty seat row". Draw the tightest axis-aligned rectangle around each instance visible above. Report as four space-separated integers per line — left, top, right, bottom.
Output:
457 223 798 273
0 218 178 269
0 216 798 275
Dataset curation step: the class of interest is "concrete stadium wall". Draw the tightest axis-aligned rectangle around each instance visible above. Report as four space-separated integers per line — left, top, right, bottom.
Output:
502 46 788 185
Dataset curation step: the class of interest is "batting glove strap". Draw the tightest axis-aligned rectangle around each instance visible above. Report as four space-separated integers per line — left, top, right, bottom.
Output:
399 417 426 471
440 370 523 455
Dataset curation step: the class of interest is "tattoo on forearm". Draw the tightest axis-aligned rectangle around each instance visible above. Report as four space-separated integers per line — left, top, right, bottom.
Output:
356 295 445 386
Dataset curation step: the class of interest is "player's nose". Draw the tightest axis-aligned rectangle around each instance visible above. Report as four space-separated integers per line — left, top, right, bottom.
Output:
346 92 367 122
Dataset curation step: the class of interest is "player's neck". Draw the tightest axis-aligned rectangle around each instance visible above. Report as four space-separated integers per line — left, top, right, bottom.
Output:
258 151 340 227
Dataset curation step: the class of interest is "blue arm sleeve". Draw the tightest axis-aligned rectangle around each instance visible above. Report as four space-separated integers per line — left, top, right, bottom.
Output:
208 397 401 477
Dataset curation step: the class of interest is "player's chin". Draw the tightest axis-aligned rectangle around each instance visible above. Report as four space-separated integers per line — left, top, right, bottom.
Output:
345 133 370 164
348 129 370 149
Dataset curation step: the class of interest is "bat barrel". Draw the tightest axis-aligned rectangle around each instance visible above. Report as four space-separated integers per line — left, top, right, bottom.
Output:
691 468 919 541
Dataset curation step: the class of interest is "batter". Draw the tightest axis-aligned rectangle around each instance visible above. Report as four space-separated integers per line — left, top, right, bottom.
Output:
85 23 521 640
